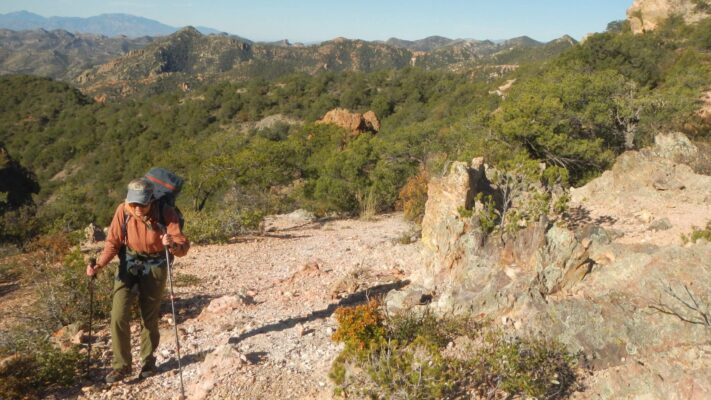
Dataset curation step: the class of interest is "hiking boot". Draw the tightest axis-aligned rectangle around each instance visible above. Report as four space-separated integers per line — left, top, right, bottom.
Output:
104 366 132 384
139 358 157 379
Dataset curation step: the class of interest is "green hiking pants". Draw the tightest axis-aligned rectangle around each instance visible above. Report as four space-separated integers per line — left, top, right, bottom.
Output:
110 253 167 371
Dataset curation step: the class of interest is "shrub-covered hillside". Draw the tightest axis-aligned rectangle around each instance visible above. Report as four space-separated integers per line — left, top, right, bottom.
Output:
0 18 709 244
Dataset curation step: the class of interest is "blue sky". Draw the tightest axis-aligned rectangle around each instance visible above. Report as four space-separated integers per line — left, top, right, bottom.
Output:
0 0 632 42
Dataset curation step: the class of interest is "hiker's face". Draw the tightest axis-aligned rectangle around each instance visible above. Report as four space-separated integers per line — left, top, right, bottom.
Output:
129 202 151 217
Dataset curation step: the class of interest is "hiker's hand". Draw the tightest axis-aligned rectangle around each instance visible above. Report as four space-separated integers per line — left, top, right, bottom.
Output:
161 234 174 248
86 263 98 277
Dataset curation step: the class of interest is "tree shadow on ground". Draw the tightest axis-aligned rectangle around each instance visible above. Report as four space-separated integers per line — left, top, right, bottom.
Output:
160 293 216 324
563 206 591 229
244 351 269 364
231 233 312 243
0 282 19 297
228 280 410 344
262 233 312 240
152 349 211 377
564 205 617 230
78 348 211 390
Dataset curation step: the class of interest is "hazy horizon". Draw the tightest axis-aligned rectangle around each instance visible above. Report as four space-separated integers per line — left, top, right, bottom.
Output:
0 0 631 43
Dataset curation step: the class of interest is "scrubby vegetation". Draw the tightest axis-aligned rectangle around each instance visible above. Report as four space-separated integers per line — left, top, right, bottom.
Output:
0 234 115 399
0 340 82 399
0 15 710 396
681 221 711 244
329 300 580 399
0 17 708 245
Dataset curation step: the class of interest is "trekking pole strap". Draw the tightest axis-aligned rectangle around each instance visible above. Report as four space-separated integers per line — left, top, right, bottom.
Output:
87 257 96 378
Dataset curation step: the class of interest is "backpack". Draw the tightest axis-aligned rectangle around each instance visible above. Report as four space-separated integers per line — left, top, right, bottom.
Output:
121 168 185 243
144 167 185 230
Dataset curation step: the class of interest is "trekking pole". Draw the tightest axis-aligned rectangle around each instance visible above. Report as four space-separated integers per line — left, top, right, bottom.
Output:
86 257 96 378
164 241 186 400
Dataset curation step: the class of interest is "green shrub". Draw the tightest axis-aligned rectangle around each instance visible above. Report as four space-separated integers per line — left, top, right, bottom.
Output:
0 338 81 399
1 234 116 398
0 205 39 245
475 193 498 234
386 310 480 347
37 184 95 234
682 221 711 244
463 331 578 399
553 192 571 215
183 208 265 244
330 305 579 399
21 234 113 327
0 260 20 283
457 206 473 219
367 336 456 399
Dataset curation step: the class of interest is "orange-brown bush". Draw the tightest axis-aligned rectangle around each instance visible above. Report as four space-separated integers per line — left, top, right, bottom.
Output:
399 169 429 224
332 299 385 352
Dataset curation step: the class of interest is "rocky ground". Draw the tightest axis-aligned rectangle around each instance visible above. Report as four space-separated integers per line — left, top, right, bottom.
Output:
568 133 711 247
72 212 421 400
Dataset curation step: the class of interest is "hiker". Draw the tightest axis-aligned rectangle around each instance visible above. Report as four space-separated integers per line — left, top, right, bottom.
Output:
86 178 190 383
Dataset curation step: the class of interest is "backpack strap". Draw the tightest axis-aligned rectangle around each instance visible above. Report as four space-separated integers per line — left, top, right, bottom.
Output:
122 211 131 245
158 201 167 230
122 203 172 245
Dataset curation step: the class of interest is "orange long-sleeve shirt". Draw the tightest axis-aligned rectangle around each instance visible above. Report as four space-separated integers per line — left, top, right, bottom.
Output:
97 202 189 268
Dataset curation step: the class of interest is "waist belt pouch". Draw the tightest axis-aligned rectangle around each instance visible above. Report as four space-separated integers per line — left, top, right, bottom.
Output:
117 247 167 285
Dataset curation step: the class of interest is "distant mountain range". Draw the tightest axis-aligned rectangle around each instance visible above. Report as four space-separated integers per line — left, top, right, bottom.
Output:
72 27 576 99
0 11 578 100
0 10 232 38
0 26 577 99
384 36 461 52
0 28 154 81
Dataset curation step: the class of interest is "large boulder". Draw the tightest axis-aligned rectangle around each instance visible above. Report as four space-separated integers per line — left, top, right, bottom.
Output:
317 108 380 135
627 0 710 34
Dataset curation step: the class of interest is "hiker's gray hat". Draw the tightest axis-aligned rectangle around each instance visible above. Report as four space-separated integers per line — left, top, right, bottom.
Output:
126 178 154 205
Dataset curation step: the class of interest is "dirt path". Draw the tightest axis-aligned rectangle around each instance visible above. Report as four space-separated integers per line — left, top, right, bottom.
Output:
78 212 421 400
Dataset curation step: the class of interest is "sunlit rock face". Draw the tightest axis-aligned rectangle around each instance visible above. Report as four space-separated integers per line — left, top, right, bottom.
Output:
627 0 710 34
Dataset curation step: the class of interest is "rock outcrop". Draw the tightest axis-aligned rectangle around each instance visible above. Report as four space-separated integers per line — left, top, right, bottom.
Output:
570 132 711 246
317 108 380 135
253 114 301 131
627 0 710 34
84 222 106 243
388 132 711 398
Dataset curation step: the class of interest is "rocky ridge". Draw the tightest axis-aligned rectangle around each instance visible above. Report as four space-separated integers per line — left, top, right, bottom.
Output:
387 132 711 398
0 29 154 81
66 28 573 99
0 23 578 100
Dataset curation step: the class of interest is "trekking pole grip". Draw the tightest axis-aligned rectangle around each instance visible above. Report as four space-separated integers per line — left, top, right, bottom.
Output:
89 257 96 280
